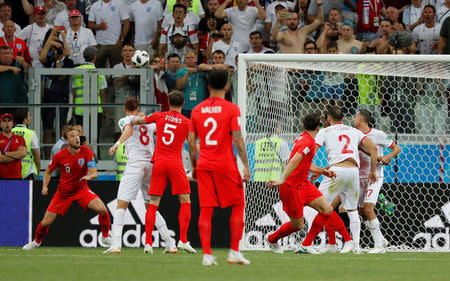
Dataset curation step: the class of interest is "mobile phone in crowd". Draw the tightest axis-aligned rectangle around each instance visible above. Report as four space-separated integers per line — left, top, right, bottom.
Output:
79 135 87 144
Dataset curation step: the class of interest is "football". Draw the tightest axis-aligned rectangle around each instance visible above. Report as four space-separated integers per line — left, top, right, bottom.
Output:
131 50 150 68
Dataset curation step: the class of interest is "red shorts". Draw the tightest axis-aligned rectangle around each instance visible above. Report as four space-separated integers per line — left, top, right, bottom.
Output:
47 187 99 216
279 181 323 219
197 169 244 208
149 160 190 196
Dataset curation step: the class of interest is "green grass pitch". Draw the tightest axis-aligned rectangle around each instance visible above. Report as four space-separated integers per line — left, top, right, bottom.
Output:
1 247 449 281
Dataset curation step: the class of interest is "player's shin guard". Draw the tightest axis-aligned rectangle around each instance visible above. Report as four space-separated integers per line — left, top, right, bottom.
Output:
347 210 361 246
155 211 171 242
329 211 352 242
98 213 111 238
198 207 214 255
325 226 336 245
145 204 158 246
302 213 330 246
268 222 297 244
230 205 244 252
112 208 125 247
179 202 191 243
35 222 49 244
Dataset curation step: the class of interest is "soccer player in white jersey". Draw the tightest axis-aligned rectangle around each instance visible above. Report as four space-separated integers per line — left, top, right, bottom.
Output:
311 106 378 254
104 97 175 254
354 109 401 254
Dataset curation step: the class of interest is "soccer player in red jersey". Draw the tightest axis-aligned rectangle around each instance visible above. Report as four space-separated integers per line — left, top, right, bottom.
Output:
23 126 112 250
132 90 196 254
0 113 26 179
188 70 251 266
266 114 337 255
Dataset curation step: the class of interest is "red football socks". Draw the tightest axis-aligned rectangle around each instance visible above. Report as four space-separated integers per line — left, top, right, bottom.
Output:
268 222 297 244
35 222 49 244
329 211 352 242
302 213 330 246
326 225 337 245
230 205 244 252
98 213 110 238
198 207 213 255
178 202 191 243
145 204 158 246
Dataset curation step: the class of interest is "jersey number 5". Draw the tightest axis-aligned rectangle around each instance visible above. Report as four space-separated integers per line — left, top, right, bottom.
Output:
139 125 150 145
338 134 353 154
204 117 217 145
162 123 177 145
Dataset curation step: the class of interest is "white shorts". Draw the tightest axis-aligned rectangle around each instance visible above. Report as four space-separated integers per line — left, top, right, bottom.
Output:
319 166 359 210
358 177 383 208
117 161 152 204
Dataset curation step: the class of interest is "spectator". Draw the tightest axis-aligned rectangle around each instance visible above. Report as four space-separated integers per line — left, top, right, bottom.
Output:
50 124 70 178
11 0 35 28
165 52 181 91
159 4 199 58
385 6 404 31
72 47 107 125
130 0 163 57
198 0 226 38
88 0 130 68
412 5 440 54
294 0 315 27
437 0 450 24
162 0 201 29
272 2 323 54
439 14 450 53
164 0 204 17
403 0 425 31
0 46 27 105
369 18 394 54
356 0 385 41
215 0 266 52
0 113 26 179
308 0 343 19
17 6 53 68
175 50 207 118
199 14 220 63
0 2 21 37
11 108 41 180
165 28 195 63
247 30 274 54
304 40 318 54
149 55 170 111
112 44 140 122
65 9 96 65
211 23 241 69
322 40 345 108
0 20 32 68
341 0 357 26
54 0 83 30
265 1 295 48
40 28 73 157
326 8 342 40
337 21 362 53
45 0 66 25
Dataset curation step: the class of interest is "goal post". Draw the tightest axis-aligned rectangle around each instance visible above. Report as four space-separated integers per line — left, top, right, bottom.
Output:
238 54 450 252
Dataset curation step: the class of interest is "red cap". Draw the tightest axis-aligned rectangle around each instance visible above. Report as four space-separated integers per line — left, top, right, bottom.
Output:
68 9 81 17
34 6 47 14
0 113 13 121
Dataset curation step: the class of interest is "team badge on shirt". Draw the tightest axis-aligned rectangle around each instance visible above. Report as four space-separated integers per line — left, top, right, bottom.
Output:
147 7 151 12
78 158 85 166
111 6 116 12
17 44 22 50
303 147 310 155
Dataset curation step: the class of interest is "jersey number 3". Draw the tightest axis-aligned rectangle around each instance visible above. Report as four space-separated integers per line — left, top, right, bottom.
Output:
338 134 353 154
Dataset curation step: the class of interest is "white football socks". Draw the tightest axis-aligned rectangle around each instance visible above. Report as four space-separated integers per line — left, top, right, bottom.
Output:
347 210 361 247
112 208 125 248
366 218 384 248
155 211 171 242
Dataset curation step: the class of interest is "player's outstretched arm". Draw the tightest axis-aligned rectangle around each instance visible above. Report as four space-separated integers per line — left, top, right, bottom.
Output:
361 137 378 184
80 167 98 181
42 168 52 196
310 163 336 179
379 142 402 165
109 125 133 155
268 152 303 187
187 132 198 177
232 130 251 182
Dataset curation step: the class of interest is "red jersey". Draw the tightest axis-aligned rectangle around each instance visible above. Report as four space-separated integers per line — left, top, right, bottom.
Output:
48 146 96 195
284 131 316 189
357 0 384 33
0 36 32 64
145 111 189 163
189 97 241 172
0 132 25 179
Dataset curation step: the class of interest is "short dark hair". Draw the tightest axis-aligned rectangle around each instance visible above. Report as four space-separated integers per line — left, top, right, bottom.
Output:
122 43 134 50
326 40 338 50
14 108 28 124
83 47 97 62
249 31 262 39
125 97 139 111
423 4 436 14
0 45 10 51
303 113 321 131
207 70 228 90
212 49 225 57
167 53 181 60
304 40 317 48
327 106 343 122
168 90 184 107
173 3 187 12
358 109 374 127
381 18 393 25
0 2 12 10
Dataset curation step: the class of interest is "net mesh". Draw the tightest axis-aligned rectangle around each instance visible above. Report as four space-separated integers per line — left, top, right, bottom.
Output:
241 58 450 252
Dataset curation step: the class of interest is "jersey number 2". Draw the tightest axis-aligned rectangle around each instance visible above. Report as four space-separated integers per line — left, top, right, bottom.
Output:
338 134 353 154
139 125 150 145
204 117 217 145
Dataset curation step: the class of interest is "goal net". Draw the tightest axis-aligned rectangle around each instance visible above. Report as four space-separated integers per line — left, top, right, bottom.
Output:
238 54 450 252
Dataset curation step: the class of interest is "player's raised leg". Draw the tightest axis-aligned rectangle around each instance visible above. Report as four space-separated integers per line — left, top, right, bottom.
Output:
23 211 57 250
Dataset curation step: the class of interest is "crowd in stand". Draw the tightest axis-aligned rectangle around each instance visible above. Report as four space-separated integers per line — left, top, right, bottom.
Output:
0 0 449 144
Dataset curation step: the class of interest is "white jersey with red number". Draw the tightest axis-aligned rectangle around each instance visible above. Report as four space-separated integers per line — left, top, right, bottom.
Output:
359 128 394 179
315 123 366 168
118 115 156 164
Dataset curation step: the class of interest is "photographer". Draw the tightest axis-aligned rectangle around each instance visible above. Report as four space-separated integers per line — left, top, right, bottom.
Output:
199 14 221 63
